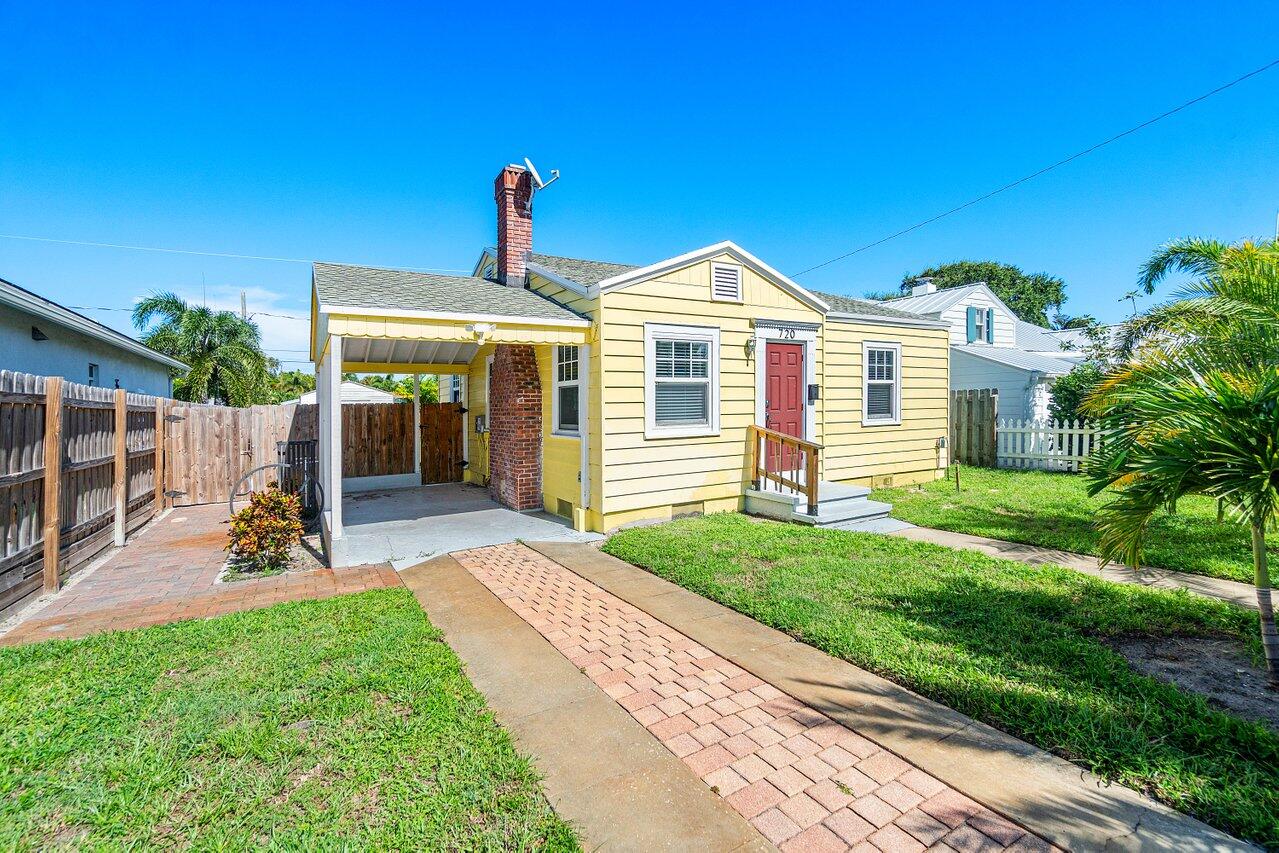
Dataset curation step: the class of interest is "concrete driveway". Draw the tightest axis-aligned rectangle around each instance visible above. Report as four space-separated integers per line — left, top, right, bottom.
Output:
333 483 603 570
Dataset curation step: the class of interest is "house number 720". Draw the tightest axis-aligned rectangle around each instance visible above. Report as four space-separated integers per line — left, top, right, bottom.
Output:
779 328 796 339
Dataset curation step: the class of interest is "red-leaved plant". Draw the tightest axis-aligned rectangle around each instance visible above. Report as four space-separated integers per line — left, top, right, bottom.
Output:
227 484 303 573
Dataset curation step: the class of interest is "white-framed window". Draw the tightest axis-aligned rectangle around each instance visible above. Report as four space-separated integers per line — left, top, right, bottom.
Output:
710 262 743 302
553 345 581 436
862 341 901 425
644 323 720 439
974 309 987 343
88 363 99 386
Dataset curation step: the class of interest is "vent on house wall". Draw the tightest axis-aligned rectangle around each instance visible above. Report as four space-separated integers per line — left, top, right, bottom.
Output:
671 500 705 519
556 498 574 519
710 263 743 302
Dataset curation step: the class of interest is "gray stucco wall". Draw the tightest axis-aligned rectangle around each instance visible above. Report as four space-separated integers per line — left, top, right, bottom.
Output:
0 304 174 395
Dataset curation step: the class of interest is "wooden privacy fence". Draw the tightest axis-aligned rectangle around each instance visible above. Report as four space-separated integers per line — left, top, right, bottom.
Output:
996 419 1103 472
342 403 414 478
161 401 415 505
0 371 162 617
0 366 424 617
950 389 998 467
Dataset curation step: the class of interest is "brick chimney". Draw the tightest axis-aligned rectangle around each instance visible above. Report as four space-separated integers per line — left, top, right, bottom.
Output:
494 164 533 287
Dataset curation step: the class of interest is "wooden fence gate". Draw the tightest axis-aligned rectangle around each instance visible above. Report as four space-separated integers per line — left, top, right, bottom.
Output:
420 403 464 484
950 388 998 467
163 403 313 506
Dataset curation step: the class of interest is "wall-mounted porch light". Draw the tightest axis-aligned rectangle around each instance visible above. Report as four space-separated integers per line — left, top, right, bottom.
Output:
467 322 496 345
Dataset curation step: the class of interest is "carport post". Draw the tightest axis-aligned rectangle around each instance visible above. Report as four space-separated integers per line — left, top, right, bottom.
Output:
412 374 421 482
317 334 343 541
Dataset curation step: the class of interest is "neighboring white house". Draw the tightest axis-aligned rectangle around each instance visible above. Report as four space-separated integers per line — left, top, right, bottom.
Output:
0 275 185 395
285 380 400 405
875 281 1085 421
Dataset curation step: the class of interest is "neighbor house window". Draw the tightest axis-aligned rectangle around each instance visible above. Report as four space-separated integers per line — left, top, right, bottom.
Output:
554 345 580 435
644 323 720 438
862 342 901 425
87 363 99 386
974 309 987 342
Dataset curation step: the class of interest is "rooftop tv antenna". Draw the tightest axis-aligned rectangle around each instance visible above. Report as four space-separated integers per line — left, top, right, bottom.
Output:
524 157 561 191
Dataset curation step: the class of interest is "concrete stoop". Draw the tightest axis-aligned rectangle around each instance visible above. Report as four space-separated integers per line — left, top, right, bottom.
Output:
745 480 910 532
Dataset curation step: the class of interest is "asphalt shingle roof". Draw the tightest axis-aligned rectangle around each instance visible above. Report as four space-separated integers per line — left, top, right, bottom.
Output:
812 290 926 320
528 252 640 286
313 262 588 323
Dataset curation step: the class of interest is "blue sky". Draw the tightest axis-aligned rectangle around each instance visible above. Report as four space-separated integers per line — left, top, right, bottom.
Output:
2 1 1277 367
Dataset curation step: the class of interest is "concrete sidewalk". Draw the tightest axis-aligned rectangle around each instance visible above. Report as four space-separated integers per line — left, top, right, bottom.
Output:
439 542 1062 852
399 553 769 852
530 541 1250 853
889 526 1258 610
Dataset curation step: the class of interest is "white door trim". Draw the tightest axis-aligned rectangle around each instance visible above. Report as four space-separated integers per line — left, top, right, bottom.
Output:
753 322 818 442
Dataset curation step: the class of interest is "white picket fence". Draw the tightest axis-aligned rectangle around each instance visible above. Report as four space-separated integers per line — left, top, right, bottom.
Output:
996 419 1102 472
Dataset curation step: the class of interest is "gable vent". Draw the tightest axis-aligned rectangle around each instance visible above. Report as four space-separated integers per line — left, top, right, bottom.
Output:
710 263 743 302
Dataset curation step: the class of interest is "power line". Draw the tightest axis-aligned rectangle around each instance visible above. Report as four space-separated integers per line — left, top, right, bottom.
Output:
0 232 470 273
792 57 1279 277
69 304 309 321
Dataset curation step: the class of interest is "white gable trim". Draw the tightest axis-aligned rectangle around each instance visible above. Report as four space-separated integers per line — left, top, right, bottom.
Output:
526 261 592 297
884 282 1015 319
589 241 830 313
472 248 496 278
474 247 592 298
319 305 591 327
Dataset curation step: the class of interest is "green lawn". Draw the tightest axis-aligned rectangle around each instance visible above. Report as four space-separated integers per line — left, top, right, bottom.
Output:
0 589 577 851
874 466 1258 584
603 515 1278 849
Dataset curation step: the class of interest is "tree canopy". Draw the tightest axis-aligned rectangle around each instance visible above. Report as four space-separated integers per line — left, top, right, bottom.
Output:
1085 237 1279 684
896 261 1067 326
132 292 273 406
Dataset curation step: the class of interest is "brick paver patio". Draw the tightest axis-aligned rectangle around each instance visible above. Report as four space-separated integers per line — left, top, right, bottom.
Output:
455 543 1055 853
2 504 400 646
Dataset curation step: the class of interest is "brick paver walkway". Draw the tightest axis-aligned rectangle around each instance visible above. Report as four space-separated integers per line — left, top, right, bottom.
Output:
2 504 400 646
456 543 1054 853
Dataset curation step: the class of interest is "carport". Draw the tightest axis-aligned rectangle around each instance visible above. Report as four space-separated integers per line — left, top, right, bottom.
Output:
309 261 595 567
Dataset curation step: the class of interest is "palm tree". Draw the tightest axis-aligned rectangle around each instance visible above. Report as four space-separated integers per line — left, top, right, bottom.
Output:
132 292 272 406
1085 238 1279 686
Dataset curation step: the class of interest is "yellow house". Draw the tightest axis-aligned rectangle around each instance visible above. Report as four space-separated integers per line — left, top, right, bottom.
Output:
310 164 950 559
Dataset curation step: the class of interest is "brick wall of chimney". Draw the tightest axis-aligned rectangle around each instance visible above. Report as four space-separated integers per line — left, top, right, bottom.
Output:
494 165 533 287
487 343 542 511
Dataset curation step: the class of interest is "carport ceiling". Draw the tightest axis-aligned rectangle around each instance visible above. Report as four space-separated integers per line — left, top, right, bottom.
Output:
343 337 478 367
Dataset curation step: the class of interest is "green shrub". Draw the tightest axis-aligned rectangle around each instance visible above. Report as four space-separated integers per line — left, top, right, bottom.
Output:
227 484 303 573
1049 361 1105 422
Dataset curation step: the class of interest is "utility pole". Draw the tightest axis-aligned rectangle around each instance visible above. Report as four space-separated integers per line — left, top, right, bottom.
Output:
241 290 247 320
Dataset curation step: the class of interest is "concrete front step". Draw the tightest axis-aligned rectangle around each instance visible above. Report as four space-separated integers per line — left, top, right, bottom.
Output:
793 497 893 526
745 480 894 528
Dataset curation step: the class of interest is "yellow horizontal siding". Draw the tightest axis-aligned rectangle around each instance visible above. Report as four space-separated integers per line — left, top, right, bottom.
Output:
821 320 949 484
598 253 823 526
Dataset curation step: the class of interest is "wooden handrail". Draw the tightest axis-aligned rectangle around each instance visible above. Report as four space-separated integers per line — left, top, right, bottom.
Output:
747 424 821 515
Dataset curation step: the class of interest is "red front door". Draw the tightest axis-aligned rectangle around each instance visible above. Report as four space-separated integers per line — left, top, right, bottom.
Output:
765 342 805 472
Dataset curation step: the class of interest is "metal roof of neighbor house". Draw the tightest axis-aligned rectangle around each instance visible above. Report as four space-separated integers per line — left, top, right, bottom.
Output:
952 343 1079 375
812 290 928 320
0 276 187 371
1015 320 1077 353
529 253 640 286
312 262 589 323
874 282 992 316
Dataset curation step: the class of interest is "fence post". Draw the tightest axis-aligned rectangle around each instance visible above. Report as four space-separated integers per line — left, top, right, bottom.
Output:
42 377 64 592
155 399 166 511
113 389 128 546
